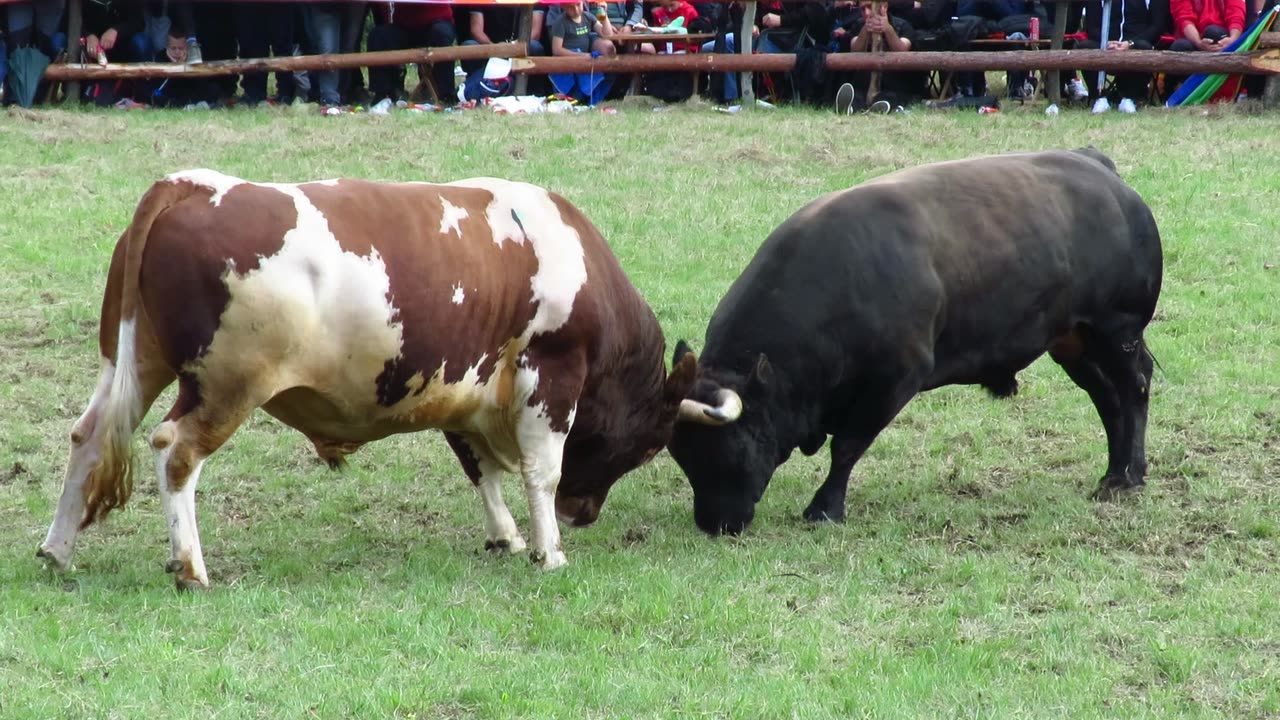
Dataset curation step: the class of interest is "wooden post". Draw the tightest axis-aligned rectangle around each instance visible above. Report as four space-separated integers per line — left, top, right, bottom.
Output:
514 6 534 96
1048 0 1068 102
64 0 83 104
740 1 756 104
868 0 883 99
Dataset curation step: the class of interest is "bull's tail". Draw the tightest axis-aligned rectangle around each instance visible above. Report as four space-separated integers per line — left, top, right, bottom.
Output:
80 178 193 529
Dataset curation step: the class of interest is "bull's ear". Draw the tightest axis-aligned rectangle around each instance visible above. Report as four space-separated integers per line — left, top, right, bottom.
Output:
665 348 698 403
751 353 773 388
673 339 696 367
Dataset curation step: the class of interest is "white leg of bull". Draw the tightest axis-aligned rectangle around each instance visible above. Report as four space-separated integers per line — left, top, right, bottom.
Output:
152 422 210 589
38 364 115 570
475 455 527 554
519 423 569 571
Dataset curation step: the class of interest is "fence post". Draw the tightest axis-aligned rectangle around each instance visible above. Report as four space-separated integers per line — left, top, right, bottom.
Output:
868 0 883 99
514 6 534 96
740 1 756 104
1048 0 1068 102
64 0 83 104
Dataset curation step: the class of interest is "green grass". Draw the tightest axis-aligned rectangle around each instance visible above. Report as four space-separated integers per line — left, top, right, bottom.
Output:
1 99 1278 719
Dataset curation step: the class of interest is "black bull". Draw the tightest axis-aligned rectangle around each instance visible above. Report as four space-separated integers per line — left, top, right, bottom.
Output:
669 148 1164 535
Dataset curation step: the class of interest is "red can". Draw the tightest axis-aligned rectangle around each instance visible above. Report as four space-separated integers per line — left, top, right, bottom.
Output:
1029 17 1040 41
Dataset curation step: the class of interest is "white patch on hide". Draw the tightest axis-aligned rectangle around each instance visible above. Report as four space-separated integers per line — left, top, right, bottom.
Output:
452 284 465 305
440 198 469 237
445 178 587 340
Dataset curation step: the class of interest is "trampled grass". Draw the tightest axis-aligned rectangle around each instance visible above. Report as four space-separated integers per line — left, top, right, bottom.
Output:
1 99 1278 719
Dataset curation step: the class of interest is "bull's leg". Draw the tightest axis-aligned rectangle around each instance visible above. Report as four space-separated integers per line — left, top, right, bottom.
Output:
40 332 175 571
1086 332 1153 498
1127 338 1155 483
149 378 259 590
803 368 929 523
445 433 527 555
1050 355 1127 492
519 430 569 571
39 365 117 570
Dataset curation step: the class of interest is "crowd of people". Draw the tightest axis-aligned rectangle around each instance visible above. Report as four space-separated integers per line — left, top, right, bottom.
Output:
0 0 1272 111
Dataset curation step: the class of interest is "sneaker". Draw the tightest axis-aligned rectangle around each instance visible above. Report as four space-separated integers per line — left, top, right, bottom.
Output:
1092 97 1111 113
868 99 891 114
835 82 856 115
187 39 203 65
1067 78 1088 100
1118 97 1137 113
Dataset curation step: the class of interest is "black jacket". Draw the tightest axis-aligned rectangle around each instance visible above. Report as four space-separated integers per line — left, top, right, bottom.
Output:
1084 0 1171 44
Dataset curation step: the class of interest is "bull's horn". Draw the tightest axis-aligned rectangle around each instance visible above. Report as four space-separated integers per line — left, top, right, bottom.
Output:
678 389 743 426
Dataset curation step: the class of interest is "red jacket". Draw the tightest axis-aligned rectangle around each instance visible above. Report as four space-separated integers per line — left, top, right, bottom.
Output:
652 1 699 51
1170 0 1245 33
375 3 454 30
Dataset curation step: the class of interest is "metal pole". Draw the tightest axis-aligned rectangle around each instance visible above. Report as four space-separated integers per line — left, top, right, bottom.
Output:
1097 0 1113 94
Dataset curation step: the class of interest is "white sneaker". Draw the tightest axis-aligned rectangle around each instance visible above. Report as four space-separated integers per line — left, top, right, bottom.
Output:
1067 78 1088 100
835 82 855 115
868 99 891 114
1118 98 1137 113
1092 97 1111 113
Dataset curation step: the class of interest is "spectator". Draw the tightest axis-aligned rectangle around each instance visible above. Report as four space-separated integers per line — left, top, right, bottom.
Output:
368 1 457 104
548 1 615 104
300 2 346 106
140 24 217 108
235 2 296 105
6 0 65 59
460 3 545 76
1074 0 1170 112
1169 0 1245 50
955 0 1047 99
832 0 924 111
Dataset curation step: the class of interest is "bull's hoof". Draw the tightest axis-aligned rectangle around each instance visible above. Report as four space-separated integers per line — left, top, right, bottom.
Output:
173 575 210 592
802 504 846 524
36 546 72 572
1090 474 1145 501
484 536 528 554
164 559 184 574
529 548 567 571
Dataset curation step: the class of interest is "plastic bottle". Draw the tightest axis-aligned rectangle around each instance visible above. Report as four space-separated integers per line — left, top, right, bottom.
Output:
595 2 608 23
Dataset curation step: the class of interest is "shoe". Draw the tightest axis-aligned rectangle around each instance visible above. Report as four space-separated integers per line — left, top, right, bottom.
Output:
1118 98 1137 113
186 39 203 65
835 82 855 115
1092 97 1111 113
868 99 891 114
1067 78 1088 100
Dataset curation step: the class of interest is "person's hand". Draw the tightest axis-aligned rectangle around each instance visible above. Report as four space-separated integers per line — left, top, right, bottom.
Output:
85 33 101 59
752 24 761 38
1107 40 1132 50
100 28 119 51
762 12 781 28
833 26 848 39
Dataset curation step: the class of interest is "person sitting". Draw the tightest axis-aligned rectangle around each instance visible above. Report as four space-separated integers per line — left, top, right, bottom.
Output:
548 1 615 104
1073 0 1170 112
652 0 700 53
462 3 546 77
1169 0 1245 50
955 0 1047 99
831 0 924 112
141 24 218 109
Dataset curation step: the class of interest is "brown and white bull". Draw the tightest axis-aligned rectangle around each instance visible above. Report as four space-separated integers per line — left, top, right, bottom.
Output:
38 170 697 588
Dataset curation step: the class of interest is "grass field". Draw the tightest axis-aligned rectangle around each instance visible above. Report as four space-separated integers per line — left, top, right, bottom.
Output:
1 99 1278 719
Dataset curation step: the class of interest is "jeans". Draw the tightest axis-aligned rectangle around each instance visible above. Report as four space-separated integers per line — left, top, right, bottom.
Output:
700 33 752 100
7 0 64 51
302 4 342 104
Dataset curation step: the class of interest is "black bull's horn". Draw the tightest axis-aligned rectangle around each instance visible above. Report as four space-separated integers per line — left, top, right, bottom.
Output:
677 389 743 425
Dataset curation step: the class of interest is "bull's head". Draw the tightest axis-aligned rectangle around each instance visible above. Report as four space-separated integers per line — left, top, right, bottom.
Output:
667 341 779 536
554 347 698 527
